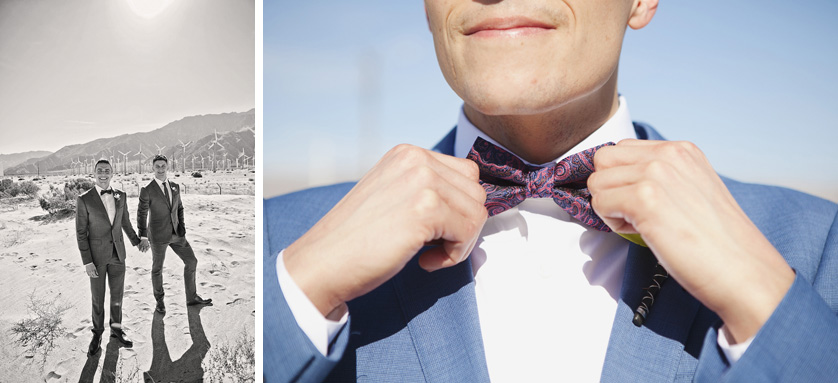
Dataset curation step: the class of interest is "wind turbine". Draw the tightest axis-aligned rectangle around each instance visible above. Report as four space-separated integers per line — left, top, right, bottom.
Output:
155 144 166 155
135 146 148 173
199 154 206 170
207 130 224 172
177 140 192 173
118 150 132 174
236 148 246 168
220 150 229 171
191 155 198 172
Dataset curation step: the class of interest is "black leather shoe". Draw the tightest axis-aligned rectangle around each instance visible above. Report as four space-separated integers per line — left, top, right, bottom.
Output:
186 296 212 306
87 333 102 357
155 300 166 314
111 329 133 348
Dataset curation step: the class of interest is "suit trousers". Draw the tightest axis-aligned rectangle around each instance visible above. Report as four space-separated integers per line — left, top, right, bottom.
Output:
150 235 198 302
89 247 124 334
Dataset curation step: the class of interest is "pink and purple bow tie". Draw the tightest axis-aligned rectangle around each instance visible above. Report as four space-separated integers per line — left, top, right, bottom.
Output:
466 137 615 232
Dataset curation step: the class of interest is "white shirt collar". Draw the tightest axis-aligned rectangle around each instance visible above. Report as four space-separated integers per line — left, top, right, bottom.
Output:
454 96 637 164
155 177 168 187
94 185 112 195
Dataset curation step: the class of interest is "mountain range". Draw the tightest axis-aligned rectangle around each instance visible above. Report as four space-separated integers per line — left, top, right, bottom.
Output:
4 109 255 175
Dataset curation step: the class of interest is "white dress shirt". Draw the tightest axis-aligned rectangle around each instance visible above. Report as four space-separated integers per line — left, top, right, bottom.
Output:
276 96 751 380
94 185 116 224
154 177 172 206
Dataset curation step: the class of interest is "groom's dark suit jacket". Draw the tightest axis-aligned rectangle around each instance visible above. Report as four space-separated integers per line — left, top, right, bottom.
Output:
264 124 838 382
138 179 185 242
76 188 140 266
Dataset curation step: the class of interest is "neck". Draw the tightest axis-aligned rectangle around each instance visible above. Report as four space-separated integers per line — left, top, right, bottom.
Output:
155 175 167 182
97 183 110 190
464 73 620 164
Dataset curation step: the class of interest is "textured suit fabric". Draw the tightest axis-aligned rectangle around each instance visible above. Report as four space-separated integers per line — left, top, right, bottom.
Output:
263 124 838 382
138 180 184 242
76 188 140 333
138 180 198 301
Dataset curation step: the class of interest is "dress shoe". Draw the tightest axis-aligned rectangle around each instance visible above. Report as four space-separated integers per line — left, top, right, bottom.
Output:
186 296 212 306
87 333 102 357
111 329 133 348
155 300 166 314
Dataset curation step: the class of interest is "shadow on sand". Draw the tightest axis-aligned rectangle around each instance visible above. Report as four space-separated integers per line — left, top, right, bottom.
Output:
142 304 210 382
78 336 129 383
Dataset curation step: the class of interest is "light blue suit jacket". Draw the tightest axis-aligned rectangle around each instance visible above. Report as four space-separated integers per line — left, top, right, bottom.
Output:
264 124 838 382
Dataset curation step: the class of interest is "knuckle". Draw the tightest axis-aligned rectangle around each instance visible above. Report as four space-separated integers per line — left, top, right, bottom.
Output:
644 160 669 179
412 188 441 216
463 160 480 180
587 172 600 191
411 166 437 186
634 181 659 206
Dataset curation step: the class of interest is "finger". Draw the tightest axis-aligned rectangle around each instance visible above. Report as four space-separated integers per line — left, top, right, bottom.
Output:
428 169 489 221
591 181 672 235
588 163 646 192
594 145 657 170
416 194 486 271
428 151 481 180
425 154 486 204
615 138 664 146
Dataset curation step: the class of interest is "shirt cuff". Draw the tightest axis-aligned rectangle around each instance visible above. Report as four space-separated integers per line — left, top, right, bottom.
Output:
276 249 348 356
716 324 754 364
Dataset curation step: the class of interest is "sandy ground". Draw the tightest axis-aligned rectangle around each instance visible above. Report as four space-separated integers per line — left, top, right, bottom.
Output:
0 176 255 382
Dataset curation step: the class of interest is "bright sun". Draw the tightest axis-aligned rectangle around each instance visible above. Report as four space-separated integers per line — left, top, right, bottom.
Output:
125 0 174 19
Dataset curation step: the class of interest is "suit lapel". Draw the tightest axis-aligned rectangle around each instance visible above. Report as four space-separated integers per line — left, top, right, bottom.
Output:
112 190 123 227
169 182 179 208
600 244 700 382
390 255 490 382
148 180 172 212
85 188 111 225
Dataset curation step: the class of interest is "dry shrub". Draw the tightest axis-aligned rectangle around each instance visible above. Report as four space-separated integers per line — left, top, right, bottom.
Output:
10 291 71 364
202 329 255 383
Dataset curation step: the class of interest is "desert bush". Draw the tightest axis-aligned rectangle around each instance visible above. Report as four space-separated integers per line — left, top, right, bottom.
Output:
11 291 71 364
2 180 40 198
202 329 255 383
39 185 75 215
192 172 203 178
67 178 94 192
0 178 13 192
37 179 93 215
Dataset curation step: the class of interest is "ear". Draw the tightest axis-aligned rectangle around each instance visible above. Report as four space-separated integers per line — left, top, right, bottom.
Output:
628 0 659 30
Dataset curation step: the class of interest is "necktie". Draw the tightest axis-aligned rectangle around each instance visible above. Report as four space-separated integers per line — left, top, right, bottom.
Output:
163 181 172 209
467 137 665 326
100 189 113 195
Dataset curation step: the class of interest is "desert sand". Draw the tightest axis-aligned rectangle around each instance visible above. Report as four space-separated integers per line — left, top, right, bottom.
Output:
0 172 255 382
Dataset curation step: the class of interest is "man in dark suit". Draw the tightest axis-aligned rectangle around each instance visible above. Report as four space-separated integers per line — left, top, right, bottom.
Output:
265 0 838 381
138 154 211 315
76 159 146 357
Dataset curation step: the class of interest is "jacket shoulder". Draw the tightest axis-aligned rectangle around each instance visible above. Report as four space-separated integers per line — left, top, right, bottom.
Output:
723 177 838 280
79 188 94 197
264 182 355 253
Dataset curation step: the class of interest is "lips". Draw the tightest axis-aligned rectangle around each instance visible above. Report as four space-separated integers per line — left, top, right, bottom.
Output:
464 17 555 37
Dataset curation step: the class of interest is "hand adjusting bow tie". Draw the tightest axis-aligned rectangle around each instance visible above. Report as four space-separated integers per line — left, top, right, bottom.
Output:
100 189 113 195
466 137 665 326
467 136 617 230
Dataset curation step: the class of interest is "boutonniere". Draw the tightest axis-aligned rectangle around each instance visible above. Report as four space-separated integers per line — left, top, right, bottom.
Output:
114 193 121 200
171 185 177 191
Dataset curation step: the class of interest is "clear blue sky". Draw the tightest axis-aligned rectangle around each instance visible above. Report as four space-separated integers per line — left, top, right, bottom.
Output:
264 1 838 201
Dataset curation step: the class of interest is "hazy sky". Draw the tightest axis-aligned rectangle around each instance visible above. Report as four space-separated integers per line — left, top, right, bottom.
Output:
264 1 838 200
0 0 254 154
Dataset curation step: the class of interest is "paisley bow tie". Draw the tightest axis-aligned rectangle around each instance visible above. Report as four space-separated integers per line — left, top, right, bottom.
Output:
466 137 664 326
466 136 614 231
